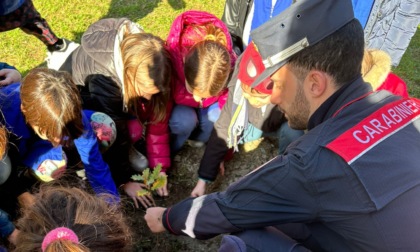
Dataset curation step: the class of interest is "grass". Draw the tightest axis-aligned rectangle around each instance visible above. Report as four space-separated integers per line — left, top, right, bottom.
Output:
1 0 226 74
392 27 420 97
1 0 418 97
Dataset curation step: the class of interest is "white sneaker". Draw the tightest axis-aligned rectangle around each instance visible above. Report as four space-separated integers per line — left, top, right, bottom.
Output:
187 139 205 148
129 146 149 172
46 38 80 70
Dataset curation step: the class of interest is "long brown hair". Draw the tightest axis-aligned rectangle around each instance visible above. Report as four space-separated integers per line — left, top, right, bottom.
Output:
183 24 231 97
184 40 231 96
20 68 84 147
121 32 172 122
14 185 132 252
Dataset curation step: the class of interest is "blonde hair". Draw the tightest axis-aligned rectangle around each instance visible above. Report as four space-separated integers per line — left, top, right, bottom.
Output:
180 23 228 55
121 32 172 122
182 23 230 96
361 49 391 90
21 68 83 147
15 185 132 252
184 40 231 96
0 126 7 159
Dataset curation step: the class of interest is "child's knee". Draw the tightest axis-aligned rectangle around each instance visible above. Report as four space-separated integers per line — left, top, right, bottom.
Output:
170 106 198 134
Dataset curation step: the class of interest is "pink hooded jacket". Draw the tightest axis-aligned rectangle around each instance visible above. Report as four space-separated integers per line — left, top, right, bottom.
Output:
166 10 237 109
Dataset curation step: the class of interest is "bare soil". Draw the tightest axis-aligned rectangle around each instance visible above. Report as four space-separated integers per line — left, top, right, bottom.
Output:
124 137 279 251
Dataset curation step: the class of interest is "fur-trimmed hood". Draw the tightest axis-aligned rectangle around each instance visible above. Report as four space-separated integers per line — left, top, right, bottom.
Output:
361 49 391 91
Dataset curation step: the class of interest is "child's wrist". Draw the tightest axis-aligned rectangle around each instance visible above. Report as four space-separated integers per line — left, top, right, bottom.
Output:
198 177 211 183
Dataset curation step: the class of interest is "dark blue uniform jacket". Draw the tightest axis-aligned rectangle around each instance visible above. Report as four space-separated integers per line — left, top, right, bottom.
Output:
162 77 420 251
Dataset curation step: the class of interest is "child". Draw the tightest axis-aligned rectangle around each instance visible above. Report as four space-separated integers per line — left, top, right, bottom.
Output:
0 63 37 222
14 185 132 251
0 68 118 197
0 62 21 86
0 0 69 52
361 49 409 98
0 127 19 247
59 18 173 206
167 10 236 153
191 42 304 197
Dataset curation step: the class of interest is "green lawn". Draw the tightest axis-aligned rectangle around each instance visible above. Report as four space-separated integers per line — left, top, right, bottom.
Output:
1 0 226 74
1 0 419 97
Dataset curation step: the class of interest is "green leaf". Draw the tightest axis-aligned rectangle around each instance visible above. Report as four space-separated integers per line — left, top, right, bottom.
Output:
147 178 154 186
151 175 167 191
151 164 162 179
142 168 150 182
137 189 151 197
131 174 143 181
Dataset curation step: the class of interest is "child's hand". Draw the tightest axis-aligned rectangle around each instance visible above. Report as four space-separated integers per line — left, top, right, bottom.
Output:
123 182 154 209
18 192 35 209
8 228 19 245
191 179 207 197
144 207 167 233
156 172 169 197
219 161 225 176
0 68 21 86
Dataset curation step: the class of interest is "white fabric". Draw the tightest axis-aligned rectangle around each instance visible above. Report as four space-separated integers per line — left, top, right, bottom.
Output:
46 40 80 70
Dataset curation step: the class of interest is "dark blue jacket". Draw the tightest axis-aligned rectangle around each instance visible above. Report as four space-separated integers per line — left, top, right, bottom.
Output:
0 209 14 238
162 78 420 251
0 62 16 70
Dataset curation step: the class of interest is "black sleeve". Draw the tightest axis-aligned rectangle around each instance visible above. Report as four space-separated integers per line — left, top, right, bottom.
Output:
82 74 128 120
197 83 235 181
163 154 317 240
80 74 133 186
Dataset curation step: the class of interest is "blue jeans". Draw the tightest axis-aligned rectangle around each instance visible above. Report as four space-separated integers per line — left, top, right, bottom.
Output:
241 122 304 154
169 104 220 153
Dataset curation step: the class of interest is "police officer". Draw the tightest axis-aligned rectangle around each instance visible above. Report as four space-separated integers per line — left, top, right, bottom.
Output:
145 0 420 251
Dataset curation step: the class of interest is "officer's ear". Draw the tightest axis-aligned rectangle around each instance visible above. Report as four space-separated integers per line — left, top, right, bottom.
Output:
304 70 330 98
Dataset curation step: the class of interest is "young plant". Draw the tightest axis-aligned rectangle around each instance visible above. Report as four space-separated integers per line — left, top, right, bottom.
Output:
131 164 167 206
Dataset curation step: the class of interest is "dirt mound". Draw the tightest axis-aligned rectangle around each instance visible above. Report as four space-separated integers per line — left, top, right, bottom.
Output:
126 137 279 251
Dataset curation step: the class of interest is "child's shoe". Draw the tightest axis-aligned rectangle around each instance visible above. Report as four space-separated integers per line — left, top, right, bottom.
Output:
187 139 205 148
129 146 149 172
46 38 80 70
243 137 264 152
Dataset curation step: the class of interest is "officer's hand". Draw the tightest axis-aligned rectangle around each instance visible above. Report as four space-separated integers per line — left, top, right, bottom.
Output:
145 207 167 233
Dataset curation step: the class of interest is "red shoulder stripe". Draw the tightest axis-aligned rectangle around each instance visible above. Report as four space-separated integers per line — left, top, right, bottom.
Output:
326 98 420 164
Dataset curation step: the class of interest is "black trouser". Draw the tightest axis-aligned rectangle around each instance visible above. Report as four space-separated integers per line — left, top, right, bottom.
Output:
0 0 59 46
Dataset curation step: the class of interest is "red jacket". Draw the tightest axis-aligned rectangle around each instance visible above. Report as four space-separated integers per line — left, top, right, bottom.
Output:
136 99 172 172
362 49 409 98
377 73 409 98
166 10 236 109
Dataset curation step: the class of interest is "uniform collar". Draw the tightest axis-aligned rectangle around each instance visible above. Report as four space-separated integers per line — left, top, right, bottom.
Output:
308 76 371 130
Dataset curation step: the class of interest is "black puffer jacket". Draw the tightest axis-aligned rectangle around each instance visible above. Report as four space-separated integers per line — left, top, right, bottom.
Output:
221 0 254 54
198 57 285 181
